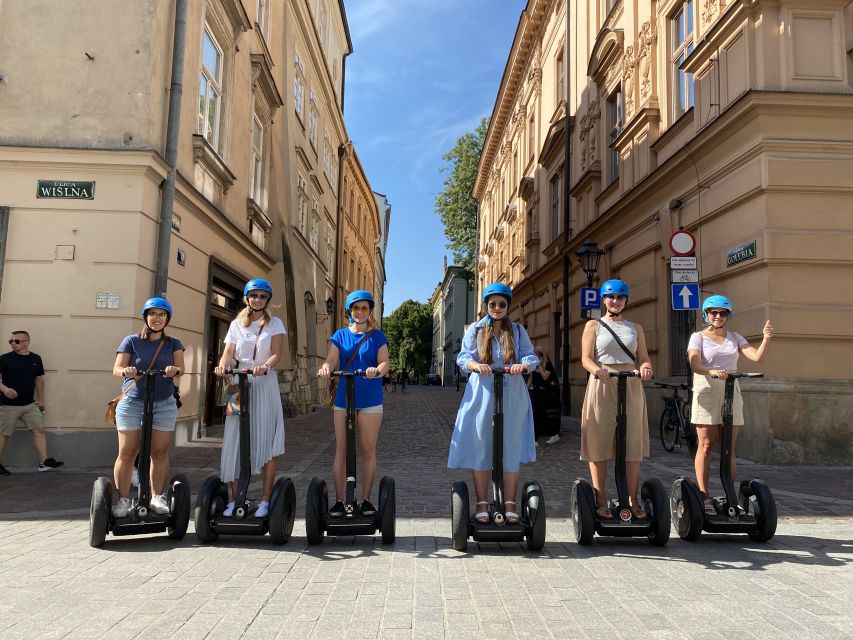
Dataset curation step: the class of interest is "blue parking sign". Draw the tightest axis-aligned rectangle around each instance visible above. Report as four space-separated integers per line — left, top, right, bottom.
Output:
671 283 700 310
580 287 600 309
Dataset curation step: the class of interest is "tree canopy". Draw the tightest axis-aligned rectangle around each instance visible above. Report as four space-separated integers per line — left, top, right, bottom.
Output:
382 300 432 378
434 117 489 274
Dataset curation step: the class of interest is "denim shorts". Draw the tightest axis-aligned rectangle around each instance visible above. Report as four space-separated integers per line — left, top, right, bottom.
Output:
115 395 178 432
333 404 383 415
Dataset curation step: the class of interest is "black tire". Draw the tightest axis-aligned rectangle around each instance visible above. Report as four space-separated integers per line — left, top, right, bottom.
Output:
269 477 296 545
194 476 225 543
642 478 671 546
659 405 679 452
571 479 595 545
378 476 396 545
89 477 112 548
305 477 327 545
670 478 703 541
167 473 191 540
450 481 469 552
745 479 777 542
523 481 546 551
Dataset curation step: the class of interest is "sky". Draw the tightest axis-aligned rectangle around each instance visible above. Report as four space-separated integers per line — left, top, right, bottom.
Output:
343 0 527 316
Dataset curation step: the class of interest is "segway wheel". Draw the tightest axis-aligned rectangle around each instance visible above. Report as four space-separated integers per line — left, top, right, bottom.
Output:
167 473 191 540
89 477 112 548
194 476 225 543
305 477 328 545
744 479 777 542
522 481 546 551
642 478 671 546
378 476 396 545
670 478 703 541
450 481 469 552
571 479 595 545
269 477 297 545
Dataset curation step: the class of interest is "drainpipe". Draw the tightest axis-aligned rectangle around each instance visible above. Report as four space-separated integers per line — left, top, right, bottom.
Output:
561 1 572 415
335 143 348 325
0 206 9 303
153 0 188 296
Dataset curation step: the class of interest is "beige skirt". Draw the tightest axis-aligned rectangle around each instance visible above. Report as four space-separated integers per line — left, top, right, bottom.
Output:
691 373 744 426
580 363 649 462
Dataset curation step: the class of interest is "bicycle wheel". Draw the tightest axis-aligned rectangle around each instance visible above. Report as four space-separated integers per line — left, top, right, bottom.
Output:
659 405 679 452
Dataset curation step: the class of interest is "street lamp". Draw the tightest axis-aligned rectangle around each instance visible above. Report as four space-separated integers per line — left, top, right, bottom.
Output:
315 296 335 324
576 238 604 288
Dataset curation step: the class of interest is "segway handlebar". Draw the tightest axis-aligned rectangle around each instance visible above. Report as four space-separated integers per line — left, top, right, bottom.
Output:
332 370 368 377
222 367 268 376
710 372 764 379
471 367 513 375
608 370 641 378
123 369 170 378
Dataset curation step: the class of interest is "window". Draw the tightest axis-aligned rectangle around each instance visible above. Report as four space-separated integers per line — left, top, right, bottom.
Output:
318 1 329 51
550 174 560 241
250 114 264 203
326 230 333 267
249 219 267 250
672 0 695 117
294 50 305 119
556 50 565 108
198 29 223 149
297 173 308 235
528 113 535 162
256 0 269 40
512 148 518 193
323 130 332 180
308 90 318 148
607 88 623 183
311 199 319 250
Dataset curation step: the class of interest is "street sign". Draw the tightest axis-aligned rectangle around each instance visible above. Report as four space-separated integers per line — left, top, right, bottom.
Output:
670 256 697 269
669 230 696 256
671 283 700 310
580 287 600 309
671 270 699 283
726 240 757 267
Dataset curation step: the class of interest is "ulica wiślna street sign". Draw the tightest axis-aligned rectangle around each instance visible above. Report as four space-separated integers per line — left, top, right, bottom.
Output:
36 180 95 200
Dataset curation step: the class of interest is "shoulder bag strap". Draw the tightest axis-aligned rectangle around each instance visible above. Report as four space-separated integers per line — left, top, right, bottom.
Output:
251 318 266 362
342 330 374 372
118 337 167 400
596 319 636 363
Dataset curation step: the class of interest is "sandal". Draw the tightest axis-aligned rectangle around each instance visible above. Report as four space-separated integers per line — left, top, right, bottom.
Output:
595 504 614 519
504 501 520 525
475 501 490 523
630 505 648 521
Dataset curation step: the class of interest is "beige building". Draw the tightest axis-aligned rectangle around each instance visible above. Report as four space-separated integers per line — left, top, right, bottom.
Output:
475 0 853 464
0 0 386 466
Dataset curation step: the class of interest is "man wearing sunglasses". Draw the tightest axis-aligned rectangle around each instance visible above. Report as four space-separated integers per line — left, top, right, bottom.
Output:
0 331 63 475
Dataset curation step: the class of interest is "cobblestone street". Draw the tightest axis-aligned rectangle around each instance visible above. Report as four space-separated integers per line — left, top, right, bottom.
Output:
1 386 852 639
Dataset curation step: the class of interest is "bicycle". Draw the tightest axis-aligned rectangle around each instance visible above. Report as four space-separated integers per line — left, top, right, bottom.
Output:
654 381 696 456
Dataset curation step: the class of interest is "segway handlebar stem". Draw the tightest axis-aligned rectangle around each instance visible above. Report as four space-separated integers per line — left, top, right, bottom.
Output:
332 370 367 377
608 370 641 378
222 368 267 376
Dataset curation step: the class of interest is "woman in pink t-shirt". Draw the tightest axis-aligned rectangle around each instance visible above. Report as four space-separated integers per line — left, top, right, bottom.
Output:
687 295 774 513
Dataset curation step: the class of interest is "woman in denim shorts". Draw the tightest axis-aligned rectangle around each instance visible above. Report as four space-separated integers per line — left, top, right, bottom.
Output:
111 297 184 518
318 290 389 518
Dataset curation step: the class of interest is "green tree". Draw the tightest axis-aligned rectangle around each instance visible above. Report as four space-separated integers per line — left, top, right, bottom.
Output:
382 300 433 379
435 117 489 273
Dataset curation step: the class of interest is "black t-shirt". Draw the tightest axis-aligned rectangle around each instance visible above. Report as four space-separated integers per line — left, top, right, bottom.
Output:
0 351 45 406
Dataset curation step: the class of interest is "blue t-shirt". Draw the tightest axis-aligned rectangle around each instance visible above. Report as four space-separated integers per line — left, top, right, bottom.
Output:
330 327 388 408
117 335 184 401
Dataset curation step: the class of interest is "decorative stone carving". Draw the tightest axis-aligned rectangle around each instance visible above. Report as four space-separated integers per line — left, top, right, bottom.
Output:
623 45 636 120
637 20 658 105
605 55 623 88
579 100 601 173
702 0 720 26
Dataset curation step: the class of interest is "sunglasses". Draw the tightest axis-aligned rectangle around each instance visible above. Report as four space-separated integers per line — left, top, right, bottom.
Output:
487 301 508 309
708 310 729 317
9 339 28 344
247 293 270 300
604 294 627 301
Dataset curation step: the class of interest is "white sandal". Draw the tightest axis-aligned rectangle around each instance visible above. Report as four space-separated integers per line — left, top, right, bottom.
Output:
504 501 520 524
475 501 490 523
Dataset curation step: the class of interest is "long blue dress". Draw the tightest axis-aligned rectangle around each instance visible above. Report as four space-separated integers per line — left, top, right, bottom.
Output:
447 317 539 472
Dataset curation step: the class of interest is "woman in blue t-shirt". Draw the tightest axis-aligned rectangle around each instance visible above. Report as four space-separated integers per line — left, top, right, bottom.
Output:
318 290 389 518
111 297 185 518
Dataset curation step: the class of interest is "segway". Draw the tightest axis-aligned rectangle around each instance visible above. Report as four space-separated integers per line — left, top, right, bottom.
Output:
451 367 546 552
671 372 776 542
571 370 670 546
89 370 191 547
305 370 396 544
194 369 296 544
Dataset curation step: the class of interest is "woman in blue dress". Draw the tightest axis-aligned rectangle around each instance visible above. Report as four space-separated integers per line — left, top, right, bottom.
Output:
448 282 539 524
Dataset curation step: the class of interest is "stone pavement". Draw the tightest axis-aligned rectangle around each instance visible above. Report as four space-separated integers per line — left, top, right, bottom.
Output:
1 386 852 639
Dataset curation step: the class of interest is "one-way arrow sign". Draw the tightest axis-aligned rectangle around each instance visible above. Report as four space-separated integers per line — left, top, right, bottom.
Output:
671 283 700 310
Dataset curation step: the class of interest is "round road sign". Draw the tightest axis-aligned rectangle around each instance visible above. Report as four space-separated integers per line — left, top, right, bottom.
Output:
669 230 696 256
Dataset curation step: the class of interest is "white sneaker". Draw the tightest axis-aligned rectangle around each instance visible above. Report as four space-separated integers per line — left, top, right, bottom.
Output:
131 468 139 488
222 501 235 517
255 500 270 518
545 435 561 445
112 497 131 518
150 494 170 515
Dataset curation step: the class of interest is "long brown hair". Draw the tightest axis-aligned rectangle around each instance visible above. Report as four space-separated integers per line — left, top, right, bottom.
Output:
476 318 516 365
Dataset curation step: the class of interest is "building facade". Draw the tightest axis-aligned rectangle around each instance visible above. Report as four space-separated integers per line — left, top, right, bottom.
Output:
0 0 380 466
431 263 476 386
373 192 392 322
474 0 853 463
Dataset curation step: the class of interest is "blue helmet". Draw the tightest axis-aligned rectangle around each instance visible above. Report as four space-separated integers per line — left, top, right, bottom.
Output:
482 282 512 305
600 279 630 298
243 278 273 297
702 295 733 323
345 290 374 323
141 297 173 318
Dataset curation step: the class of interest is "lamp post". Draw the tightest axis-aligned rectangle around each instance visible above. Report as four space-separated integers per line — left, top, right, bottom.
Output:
576 238 604 290
315 296 335 324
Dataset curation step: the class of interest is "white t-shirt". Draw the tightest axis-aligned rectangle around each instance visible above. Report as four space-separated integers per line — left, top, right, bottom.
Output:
687 331 747 371
225 316 286 368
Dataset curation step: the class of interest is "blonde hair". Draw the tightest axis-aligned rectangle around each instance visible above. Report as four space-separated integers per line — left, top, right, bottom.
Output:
237 305 271 327
476 318 516 365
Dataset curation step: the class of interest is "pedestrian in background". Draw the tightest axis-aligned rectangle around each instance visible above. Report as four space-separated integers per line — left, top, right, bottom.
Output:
529 347 561 445
390 371 397 392
448 282 538 525
111 298 184 516
0 331 63 476
400 369 409 393
214 278 285 519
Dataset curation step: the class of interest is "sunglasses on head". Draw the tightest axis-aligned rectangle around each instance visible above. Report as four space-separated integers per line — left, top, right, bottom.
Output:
247 293 270 300
487 301 508 309
9 339 27 344
708 310 729 317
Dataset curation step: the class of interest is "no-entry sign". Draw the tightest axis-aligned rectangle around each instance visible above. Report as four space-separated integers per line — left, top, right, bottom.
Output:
669 230 696 256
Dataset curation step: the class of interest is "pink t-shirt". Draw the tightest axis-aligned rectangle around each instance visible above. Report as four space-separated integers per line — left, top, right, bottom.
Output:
687 331 748 371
